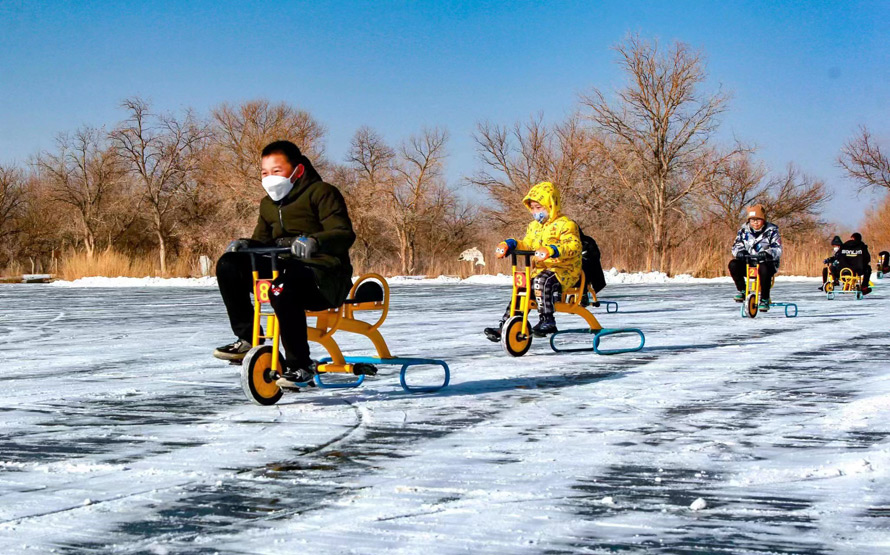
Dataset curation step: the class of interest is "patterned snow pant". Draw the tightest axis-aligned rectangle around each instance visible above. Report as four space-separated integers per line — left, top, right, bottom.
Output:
503 270 562 319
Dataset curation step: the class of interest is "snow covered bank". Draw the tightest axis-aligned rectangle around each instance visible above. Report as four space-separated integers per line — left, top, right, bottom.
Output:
48 269 820 287
49 276 219 287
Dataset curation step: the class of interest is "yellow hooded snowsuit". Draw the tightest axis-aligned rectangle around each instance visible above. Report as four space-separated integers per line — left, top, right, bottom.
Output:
510 182 583 288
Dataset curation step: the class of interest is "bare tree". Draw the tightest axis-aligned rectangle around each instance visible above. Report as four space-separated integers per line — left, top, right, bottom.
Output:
9 178 58 274
425 200 480 267
111 97 207 274
472 115 553 227
0 163 27 244
210 100 326 211
385 128 450 274
704 153 828 229
36 127 122 258
582 36 735 271
701 151 770 233
471 114 605 228
839 126 890 191
760 165 829 235
345 127 397 270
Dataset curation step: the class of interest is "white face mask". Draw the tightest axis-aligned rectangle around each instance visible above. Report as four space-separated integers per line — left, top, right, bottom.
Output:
261 165 298 201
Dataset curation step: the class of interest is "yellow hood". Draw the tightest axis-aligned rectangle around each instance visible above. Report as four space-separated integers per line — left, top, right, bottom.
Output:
522 181 561 223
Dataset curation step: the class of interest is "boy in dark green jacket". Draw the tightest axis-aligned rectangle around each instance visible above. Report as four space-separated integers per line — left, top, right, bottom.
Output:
214 141 356 382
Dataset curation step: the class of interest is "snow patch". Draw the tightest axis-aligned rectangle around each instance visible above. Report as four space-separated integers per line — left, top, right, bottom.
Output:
50 276 218 288
821 393 890 431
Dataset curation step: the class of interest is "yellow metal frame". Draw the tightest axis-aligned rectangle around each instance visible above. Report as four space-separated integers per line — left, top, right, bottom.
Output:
251 272 394 376
839 268 862 292
824 262 835 294
508 256 602 334
744 263 761 303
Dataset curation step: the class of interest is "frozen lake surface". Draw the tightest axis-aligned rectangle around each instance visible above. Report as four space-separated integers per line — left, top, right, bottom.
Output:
0 281 888 553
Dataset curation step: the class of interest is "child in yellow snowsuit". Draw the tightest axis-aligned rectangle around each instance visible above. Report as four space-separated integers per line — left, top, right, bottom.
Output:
484 181 583 340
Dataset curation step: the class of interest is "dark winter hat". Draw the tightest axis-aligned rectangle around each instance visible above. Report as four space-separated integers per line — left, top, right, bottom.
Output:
851 232 862 242
831 235 843 247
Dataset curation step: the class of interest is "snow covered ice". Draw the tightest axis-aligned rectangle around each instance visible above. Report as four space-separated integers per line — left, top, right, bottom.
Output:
1 280 889 553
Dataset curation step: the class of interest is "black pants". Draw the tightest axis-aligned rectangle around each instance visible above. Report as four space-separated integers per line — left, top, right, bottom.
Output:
822 266 840 285
217 252 333 367
728 259 777 299
503 270 562 319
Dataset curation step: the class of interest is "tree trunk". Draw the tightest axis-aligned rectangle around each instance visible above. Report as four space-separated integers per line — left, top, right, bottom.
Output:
651 218 664 273
84 229 95 259
407 240 416 275
398 231 408 275
154 211 167 275
157 229 167 275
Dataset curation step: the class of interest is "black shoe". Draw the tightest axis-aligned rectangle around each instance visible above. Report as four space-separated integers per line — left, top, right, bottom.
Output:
281 360 318 384
532 314 558 337
213 338 252 361
818 283 825 291
484 319 507 342
352 363 378 376
861 286 872 296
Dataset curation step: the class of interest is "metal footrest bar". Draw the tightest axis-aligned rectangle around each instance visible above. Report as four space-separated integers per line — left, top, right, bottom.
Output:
770 302 798 318
549 328 645 355
585 294 619 313
826 290 862 301
317 356 450 393
314 373 365 389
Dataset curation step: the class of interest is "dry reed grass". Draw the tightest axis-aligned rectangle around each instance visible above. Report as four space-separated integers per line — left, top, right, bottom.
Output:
57 249 199 280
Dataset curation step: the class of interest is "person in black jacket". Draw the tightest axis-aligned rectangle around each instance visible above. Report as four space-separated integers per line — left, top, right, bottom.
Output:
836 232 872 295
820 235 843 291
213 141 356 382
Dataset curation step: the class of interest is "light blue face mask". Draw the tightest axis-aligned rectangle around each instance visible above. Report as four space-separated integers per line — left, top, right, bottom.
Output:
533 210 548 224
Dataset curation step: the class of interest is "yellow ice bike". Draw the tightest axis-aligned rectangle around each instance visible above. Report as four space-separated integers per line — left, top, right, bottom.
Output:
499 250 644 357
238 247 449 405
824 266 867 301
740 255 798 318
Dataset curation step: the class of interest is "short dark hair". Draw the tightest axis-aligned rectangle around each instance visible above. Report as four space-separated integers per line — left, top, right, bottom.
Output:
852 232 862 242
261 140 302 167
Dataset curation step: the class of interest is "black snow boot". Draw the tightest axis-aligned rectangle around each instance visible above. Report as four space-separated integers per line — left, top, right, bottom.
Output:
484 318 506 342
213 338 252 361
280 359 318 385
532 314 558 337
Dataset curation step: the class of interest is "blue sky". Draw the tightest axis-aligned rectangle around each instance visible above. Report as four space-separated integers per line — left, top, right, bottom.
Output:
1 0 888 227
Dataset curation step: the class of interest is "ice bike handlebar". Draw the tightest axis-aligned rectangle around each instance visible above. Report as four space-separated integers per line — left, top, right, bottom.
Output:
236 246 293 256
510 249 537 265
234 245 314 273
741 254 773 266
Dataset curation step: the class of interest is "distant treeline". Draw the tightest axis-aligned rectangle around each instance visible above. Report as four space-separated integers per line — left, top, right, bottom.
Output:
1 36 887 279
